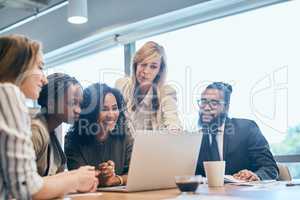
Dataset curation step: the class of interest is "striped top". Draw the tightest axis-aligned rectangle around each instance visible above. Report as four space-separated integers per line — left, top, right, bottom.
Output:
0 83 43 199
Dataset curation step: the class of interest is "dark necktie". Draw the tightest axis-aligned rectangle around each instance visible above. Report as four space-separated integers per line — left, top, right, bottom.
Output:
209 133 220 161
195 129 221 176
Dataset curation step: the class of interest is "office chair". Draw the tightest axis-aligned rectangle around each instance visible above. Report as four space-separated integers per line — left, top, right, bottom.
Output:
277 162 292 181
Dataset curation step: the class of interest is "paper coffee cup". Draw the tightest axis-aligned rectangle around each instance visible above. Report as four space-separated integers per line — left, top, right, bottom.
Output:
204 161 225 187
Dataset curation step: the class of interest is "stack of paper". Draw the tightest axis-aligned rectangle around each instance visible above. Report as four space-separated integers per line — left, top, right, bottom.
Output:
224 175 277 186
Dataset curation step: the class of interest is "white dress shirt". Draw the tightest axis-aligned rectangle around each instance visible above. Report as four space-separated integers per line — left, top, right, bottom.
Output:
201 123 225 161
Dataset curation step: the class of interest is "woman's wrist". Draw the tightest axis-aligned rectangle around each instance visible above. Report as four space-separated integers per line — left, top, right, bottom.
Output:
115 175 124 186
98 174 121 187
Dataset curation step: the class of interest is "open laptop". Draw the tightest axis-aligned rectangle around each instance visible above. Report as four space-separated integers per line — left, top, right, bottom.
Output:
98 130 202 192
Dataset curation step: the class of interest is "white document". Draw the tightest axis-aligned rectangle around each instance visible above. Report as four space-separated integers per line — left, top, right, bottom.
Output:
224 175 277 186
64 192 102 198
165 195 245 200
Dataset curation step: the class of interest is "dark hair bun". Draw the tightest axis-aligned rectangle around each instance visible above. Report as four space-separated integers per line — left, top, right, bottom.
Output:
37 73 81 110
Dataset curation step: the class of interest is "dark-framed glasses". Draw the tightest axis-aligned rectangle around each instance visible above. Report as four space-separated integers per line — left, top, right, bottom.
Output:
197 98 224 108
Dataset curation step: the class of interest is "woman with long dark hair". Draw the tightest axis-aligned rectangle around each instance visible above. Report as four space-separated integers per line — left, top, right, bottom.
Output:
65 83 133 187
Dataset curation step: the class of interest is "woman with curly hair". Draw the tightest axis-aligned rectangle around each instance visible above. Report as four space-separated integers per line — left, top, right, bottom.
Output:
65 83 133 187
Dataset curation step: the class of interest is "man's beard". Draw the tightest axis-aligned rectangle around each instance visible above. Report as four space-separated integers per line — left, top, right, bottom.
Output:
198 112 227 134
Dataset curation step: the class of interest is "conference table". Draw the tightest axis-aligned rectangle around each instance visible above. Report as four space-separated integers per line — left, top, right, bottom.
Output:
62 181 300 200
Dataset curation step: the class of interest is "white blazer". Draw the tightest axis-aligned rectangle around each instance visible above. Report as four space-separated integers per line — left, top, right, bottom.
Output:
115 77 183 132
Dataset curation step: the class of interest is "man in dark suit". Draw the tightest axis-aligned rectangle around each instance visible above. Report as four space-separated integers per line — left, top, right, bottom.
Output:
195 82 278 181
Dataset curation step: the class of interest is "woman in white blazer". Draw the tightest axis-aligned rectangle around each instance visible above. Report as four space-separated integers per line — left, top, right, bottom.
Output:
115 41 182 133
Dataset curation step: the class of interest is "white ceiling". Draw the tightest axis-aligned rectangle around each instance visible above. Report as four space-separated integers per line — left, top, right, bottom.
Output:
0 0 208 53
0 0 65 30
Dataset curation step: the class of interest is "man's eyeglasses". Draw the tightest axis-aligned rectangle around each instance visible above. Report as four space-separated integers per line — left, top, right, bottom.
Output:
197 98 224 108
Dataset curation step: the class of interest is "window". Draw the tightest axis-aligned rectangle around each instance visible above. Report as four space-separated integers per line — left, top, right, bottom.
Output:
46 46 125 88
137 0 300 177
45 46 125 146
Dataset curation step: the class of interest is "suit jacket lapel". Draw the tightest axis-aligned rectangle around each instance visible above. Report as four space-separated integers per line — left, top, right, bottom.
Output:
223 118 235 161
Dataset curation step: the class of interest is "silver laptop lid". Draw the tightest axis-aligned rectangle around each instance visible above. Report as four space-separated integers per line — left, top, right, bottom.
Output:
126 131 202 191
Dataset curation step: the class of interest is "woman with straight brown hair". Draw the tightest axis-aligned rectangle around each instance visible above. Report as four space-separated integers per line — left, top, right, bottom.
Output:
0 35 98 200
115 41 182 133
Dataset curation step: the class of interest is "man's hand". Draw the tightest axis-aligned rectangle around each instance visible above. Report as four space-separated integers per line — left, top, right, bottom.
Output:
233 169 260 182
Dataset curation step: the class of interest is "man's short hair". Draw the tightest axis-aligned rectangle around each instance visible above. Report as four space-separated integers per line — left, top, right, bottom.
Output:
206 82 232 109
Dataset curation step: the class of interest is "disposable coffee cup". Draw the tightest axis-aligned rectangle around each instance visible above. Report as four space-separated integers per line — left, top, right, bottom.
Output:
204 161 225 187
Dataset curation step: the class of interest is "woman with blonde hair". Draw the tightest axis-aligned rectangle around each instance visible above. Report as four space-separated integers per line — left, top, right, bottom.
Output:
115 41 182 132
0 35 98 200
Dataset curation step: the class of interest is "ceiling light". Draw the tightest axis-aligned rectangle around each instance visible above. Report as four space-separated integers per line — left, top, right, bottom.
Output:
68 0 88 24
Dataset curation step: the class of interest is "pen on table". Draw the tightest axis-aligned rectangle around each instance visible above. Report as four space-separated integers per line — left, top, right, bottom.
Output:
286 182 300 187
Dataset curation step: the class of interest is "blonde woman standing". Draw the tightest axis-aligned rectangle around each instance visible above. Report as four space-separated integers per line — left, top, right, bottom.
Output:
115 41 182 133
